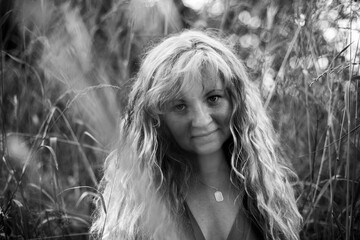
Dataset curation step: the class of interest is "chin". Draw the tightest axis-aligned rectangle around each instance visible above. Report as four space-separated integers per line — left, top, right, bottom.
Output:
191 144 223 156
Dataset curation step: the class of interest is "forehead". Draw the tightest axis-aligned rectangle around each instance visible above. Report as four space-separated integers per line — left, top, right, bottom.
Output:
180 70 224 96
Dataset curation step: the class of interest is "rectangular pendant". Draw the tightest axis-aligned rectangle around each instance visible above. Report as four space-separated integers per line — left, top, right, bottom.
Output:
214 191 224 202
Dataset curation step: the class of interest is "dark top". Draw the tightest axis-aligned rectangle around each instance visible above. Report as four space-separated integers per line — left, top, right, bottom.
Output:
182 201 264 240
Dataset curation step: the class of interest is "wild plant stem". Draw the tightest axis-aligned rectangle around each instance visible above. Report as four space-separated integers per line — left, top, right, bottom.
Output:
327 135 334 240
349 18 360 240
0 26 5 171
345 99 351 240
312 129 329 204
345 8 353 239
264 23 302 109
220 0 229 32
304 70 313 182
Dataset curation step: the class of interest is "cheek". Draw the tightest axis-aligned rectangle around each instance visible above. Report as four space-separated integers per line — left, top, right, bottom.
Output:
218 101 232 126
167 125 181 140
217 103 232 141
162 115 189 142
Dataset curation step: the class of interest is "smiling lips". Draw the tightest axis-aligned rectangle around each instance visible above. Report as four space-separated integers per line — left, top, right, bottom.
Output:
192 129 218 138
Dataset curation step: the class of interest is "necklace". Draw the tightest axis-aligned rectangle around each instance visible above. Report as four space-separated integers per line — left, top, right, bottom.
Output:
197 178 224 202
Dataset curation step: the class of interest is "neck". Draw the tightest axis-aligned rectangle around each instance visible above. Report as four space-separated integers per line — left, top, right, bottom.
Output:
193 150 230 185
187 150 238 204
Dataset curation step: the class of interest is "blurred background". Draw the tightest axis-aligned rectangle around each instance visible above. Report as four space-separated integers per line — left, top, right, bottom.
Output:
0 0 359 239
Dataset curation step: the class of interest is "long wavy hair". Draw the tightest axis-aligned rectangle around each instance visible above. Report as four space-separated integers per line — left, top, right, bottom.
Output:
91 30 302 240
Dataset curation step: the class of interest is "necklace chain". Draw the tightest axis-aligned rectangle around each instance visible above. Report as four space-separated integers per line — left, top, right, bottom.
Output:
197 178 220 191
197 177 225 202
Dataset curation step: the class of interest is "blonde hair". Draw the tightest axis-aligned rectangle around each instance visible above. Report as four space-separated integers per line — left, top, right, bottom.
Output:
91 30 302 240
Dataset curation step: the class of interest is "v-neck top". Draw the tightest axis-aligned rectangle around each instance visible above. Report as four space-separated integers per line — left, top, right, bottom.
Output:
182 202 264 240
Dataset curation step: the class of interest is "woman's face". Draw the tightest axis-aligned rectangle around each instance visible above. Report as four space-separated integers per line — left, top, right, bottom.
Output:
162 72 232 157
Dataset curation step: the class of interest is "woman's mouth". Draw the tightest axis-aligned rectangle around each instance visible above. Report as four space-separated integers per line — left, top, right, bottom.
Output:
192 129 218 138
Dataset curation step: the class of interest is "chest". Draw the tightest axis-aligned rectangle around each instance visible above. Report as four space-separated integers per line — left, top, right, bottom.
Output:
186 195 240 240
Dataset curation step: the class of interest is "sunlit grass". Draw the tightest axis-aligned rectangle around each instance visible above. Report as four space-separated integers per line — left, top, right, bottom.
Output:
1 0 359 239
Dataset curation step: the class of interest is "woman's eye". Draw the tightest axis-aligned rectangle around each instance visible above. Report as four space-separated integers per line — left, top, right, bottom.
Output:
174 104 186 111
208 95 220 103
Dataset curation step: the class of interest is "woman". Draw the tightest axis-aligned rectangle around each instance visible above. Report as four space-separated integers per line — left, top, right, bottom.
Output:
91 30 302 240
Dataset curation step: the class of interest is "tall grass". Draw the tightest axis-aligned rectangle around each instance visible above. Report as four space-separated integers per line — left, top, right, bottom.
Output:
1 0 359 239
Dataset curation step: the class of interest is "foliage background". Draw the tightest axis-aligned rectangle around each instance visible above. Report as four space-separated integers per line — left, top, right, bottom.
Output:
1 0 359 239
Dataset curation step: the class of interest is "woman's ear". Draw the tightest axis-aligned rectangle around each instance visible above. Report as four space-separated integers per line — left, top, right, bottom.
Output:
152 117 160 128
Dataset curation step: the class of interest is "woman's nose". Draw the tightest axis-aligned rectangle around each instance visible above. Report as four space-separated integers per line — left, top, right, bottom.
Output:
191 104 212 127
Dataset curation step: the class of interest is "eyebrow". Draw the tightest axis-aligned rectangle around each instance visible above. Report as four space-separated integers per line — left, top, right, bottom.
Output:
205 89 225 94
168 98 185 104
